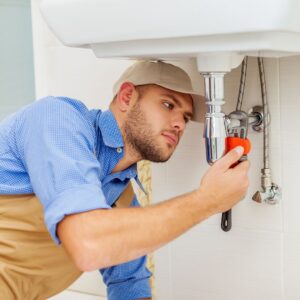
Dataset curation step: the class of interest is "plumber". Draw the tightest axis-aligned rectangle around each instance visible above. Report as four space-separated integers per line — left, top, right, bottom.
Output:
0 61 249 300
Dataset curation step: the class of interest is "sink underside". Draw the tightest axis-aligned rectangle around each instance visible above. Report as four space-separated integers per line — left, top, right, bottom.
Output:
41 0 300 60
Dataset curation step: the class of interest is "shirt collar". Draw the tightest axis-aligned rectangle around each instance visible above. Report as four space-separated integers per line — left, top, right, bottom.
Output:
101 163 147 195
102 162 137 184
98 110 124 148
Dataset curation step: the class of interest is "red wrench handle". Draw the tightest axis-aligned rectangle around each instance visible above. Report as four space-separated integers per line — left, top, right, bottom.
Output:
226 137 251 155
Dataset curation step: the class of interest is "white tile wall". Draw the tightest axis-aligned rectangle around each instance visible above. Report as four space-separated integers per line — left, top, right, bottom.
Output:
170 228 282 300
153 56 300 300
283 233 300 299
280 57 300 237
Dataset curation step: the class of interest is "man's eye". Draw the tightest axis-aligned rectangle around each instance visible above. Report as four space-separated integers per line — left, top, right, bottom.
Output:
184 116 191 124
163 102 174 109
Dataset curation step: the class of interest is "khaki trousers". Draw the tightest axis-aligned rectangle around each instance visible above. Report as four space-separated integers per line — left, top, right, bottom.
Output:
0 183 134 299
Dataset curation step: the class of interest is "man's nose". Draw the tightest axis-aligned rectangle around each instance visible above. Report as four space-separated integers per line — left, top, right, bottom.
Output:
171 114 186 132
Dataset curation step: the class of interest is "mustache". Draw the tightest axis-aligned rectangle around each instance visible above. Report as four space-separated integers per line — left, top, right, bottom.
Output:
163 129 179 136
162 130 180 142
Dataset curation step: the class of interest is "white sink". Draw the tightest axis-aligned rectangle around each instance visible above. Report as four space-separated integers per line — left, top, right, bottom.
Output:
40 0 300 71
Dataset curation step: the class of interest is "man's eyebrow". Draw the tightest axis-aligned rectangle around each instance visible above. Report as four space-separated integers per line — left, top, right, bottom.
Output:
161 93 194 119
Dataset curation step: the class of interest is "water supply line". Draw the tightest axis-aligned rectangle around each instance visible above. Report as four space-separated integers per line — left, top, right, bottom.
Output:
236 56 248 111
233 56 281 204
252 58 281 204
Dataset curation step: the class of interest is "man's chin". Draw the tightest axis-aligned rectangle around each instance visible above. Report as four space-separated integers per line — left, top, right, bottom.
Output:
151 151 173 163
139 141 175 162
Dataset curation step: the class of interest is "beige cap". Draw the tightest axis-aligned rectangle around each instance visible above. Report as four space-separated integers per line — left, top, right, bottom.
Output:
113 61 204 122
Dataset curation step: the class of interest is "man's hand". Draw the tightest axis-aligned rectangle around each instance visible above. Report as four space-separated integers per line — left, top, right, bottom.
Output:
197 146 250 214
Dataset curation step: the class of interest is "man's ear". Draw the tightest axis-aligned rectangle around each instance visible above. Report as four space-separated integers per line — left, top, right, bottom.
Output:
116 82 136 112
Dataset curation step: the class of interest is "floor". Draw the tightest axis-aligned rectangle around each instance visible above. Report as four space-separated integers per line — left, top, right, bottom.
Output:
49 290 107 300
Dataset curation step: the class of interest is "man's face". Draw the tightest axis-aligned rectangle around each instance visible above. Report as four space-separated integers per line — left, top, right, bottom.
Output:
123 84 193 162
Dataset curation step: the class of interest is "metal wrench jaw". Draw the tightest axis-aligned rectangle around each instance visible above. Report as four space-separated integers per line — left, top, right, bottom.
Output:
227 110 249 139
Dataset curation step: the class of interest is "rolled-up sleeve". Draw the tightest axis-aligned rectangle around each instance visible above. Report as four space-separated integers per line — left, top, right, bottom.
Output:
16 97 110 243
100 197 152 300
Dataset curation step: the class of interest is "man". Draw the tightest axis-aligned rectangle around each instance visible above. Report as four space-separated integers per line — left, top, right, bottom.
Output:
0 61 249 300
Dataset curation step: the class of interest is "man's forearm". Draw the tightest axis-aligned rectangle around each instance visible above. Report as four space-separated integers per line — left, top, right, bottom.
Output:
58 148 249 271
58 189 213 271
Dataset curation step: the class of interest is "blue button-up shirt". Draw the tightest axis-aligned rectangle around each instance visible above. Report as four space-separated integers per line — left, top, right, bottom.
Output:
0 96 152 300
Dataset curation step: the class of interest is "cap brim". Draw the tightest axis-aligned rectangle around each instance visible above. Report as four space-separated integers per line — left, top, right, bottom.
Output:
190 94 206 123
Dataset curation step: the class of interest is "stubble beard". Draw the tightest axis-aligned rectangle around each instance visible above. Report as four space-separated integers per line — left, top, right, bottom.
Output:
123 101 172 163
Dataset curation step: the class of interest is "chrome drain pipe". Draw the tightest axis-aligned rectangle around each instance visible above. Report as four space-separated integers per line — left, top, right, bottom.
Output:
202 72 227 165
202 72 232 231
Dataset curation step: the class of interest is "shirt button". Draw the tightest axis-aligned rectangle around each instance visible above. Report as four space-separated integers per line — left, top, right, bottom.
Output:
117 147 123 153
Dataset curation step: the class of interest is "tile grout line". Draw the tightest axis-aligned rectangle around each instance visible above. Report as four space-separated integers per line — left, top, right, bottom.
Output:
277 57 285 300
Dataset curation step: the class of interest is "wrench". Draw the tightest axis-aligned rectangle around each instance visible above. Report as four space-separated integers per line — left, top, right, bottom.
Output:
221 111 249 232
